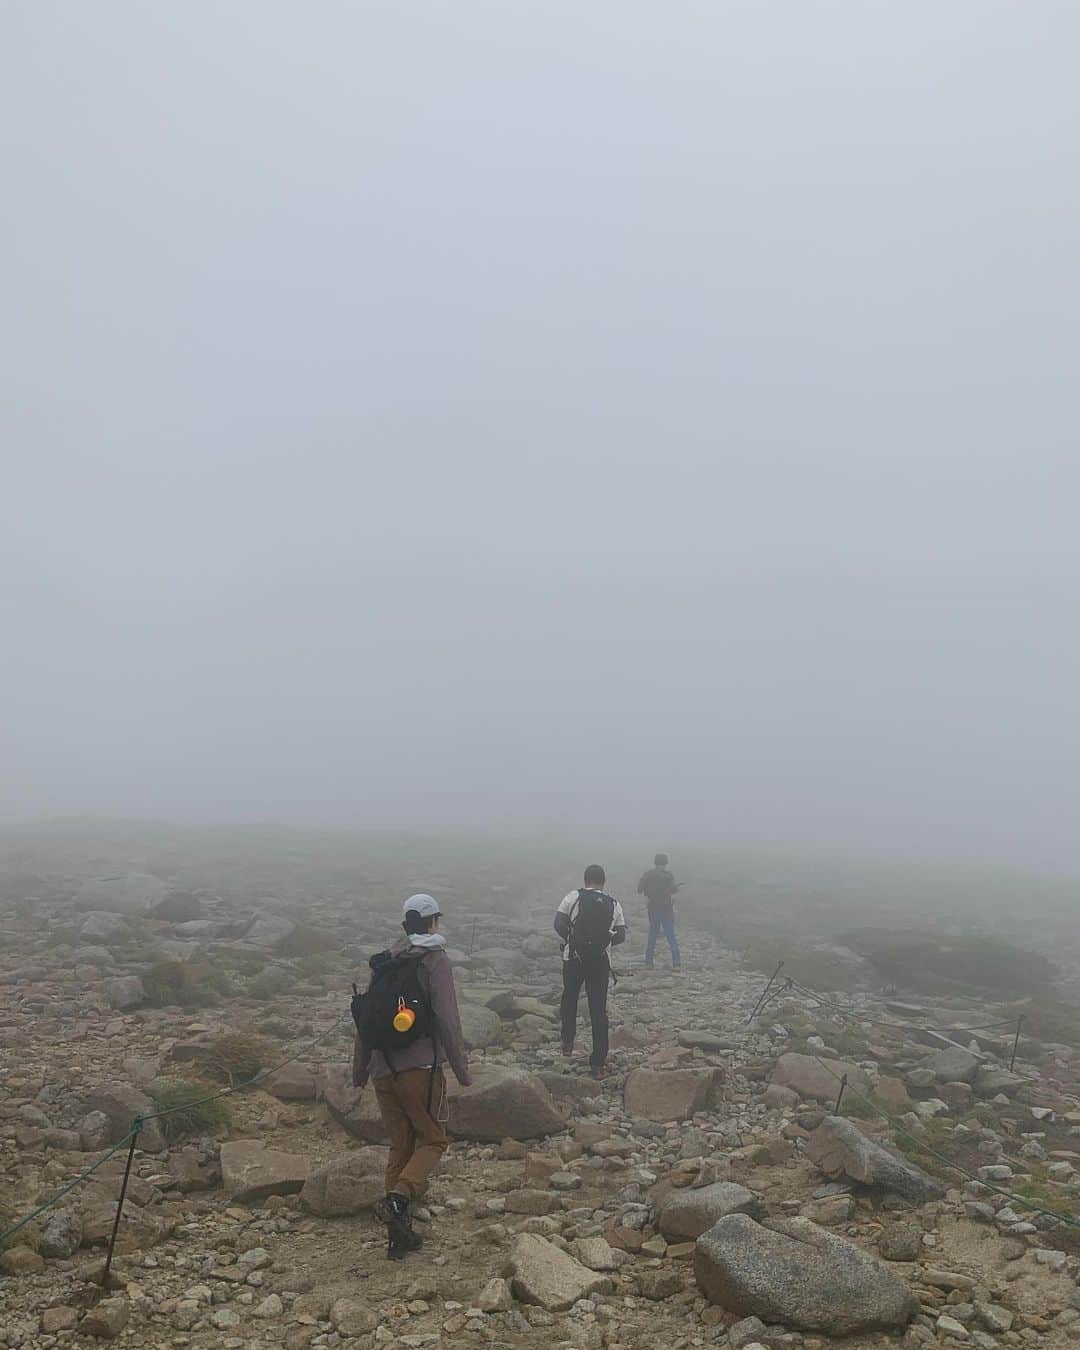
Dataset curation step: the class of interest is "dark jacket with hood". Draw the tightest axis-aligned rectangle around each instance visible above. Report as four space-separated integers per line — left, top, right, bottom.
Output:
352 935 471 1089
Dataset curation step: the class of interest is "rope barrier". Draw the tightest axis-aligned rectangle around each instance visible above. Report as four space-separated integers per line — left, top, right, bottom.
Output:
739 968 1080 1230
0 1012 349 1249
0 1131 139 1248
792 1039 1080 1231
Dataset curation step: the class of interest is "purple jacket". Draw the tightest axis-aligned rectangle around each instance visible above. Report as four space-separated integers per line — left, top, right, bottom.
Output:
352 938 471 1088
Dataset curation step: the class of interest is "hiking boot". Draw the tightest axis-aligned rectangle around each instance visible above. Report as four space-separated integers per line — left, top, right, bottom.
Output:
561 1040 574 1057
375 1193 423 1260
590 1065 609 1081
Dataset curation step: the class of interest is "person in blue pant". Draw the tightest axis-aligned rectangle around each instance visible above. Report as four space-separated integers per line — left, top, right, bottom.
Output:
638 852 682 970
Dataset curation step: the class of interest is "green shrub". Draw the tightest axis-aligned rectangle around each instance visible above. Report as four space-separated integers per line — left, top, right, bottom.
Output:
148 1078 231 1143
278 925 336 959
201 1032 271 1085
742 941 862 993
1008 997 1080 1049
142 960 233 1009
838 928 1054 996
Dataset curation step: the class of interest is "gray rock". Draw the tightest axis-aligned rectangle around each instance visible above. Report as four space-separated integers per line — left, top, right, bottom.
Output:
659 1182 766 1241
81 1295 130 1339
477 1277 514 1312
930 1047 980 1084
39 1209 82 1259
220 1140 311 1203
85 1086 166 1153
623 1067 723 1122
460 1003 502 1050
973 1066 1025 1097
323 1065 388 1142
504 1233 612 1311
770 1053 871 1104
450 1068 566 1142
243 912 297 948
300 1149 388 1216
76 873 165 915
877 1224 923 1261
694 1214 919 1335
78 912 129 943
79 1110 113 1152
103 976 145 1011
805 1116 945 1202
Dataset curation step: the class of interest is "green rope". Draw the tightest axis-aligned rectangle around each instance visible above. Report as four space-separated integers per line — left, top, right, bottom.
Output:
799 1041 1080 1230
0 1129 138 1247
0 1012 349 1248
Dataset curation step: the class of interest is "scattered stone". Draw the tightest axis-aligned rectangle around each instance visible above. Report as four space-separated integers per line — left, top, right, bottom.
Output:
81 1296 130 1339
504 1232 611 1311
659 1181 766 1241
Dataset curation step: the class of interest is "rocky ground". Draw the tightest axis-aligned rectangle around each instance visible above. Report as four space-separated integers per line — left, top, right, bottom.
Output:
3 874 1080 1349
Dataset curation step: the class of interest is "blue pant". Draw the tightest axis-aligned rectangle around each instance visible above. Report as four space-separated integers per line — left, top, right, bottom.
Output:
645 910 680 966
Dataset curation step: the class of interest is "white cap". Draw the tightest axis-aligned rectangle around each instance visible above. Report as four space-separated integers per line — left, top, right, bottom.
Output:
403 893 441 920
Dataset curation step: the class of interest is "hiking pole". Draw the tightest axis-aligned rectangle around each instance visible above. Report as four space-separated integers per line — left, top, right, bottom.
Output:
469 917 478 956
747 960 784 1023
834 1074 848 1115
1010 1015 1024 1073
103 1118 142 1285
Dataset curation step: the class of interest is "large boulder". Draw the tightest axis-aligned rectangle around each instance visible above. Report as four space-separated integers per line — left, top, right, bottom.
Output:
694 1214 919 1335
504 1233 612 1311
78 912 129 944
102 977 145 1011
974 1065 1024 1097
75 873 165 915
770 1053 870 1104
323 1066 388 1142
658 1182 766 1241
449 1068 566 1142
243 913 297 949
264 1062 323 1101
150 890 204 923
460 1004 502 1050
929 1046 979 1084
220 1141 311 1203
623 1067 723 1123
300 1149 388 1217
85 1086 165 1153
324 1063 565 1142
805 1117 944 1203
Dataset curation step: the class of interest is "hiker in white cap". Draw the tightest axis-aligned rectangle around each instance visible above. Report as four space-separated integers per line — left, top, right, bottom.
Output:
353 894 471 1258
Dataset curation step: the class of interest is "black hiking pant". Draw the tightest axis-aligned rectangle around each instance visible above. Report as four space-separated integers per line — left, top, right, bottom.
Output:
560 955 610 1068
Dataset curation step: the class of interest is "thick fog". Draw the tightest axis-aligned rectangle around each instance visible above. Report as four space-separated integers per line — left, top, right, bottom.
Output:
3 4 1077 870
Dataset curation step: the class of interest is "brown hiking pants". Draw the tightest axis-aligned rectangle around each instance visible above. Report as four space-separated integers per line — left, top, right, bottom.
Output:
373 1067 449 1201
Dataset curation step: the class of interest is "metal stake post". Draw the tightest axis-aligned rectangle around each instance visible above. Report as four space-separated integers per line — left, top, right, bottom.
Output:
747 960 784 1024
1010 1015 1024 1073
834 1074 848 1115
103 1119 141 1285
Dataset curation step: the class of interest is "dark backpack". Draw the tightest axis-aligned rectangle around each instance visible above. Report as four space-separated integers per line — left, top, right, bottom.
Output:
568 889 616 962
351 950 433 1064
